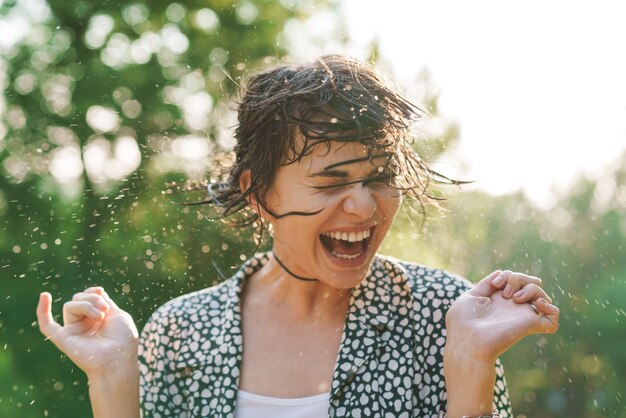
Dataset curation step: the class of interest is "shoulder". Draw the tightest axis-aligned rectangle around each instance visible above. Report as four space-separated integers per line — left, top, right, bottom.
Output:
140 277 235 338
376 254 474 306
140 253 267 343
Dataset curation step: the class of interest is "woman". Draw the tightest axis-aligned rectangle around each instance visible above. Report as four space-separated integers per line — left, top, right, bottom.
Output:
37 55 559 418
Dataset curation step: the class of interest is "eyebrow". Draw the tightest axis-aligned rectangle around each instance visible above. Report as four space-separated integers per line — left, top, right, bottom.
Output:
310 153 393 178
310 166 389 179
310 169 350 178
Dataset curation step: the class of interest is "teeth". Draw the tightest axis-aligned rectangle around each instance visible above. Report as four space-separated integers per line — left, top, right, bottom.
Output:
322 228 371 242
330 249 362 259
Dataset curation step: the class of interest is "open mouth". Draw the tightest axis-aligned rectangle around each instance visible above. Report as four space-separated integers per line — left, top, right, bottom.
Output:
319 227 373 263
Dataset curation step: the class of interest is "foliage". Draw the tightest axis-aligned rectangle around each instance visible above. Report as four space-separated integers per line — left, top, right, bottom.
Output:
382 153 626 417
0 0 334 416
1 0 624 417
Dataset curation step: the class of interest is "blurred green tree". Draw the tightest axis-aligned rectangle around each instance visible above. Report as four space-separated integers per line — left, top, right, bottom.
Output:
1 0 624 417
383 152 626 417
0 0 338 416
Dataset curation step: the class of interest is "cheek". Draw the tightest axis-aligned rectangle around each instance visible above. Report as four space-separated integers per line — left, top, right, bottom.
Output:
266 183 330 211
379 194 401 220
270 217 324 252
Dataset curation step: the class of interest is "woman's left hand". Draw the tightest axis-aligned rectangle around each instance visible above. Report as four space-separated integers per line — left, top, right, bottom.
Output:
445 270 559 363
443 271 559 417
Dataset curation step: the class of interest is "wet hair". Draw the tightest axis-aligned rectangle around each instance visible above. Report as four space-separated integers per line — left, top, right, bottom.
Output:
182 55 464 236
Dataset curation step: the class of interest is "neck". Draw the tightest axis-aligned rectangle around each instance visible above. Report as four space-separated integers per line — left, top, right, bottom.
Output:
245 253 352 318
272 251 319 282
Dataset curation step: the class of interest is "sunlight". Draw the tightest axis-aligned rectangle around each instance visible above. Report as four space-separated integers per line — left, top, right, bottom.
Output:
170 135 212 161
340 0 626 208
48 146 83 183
82 135 141 184
193 8 220 32
84 14 114 50
86 105 120 133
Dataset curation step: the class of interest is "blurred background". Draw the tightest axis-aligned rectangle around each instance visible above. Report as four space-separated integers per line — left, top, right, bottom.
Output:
1 0 625 417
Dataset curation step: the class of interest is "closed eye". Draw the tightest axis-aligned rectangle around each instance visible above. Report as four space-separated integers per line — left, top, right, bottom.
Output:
362 174 397 187
311 174 398 191
311 178 365 191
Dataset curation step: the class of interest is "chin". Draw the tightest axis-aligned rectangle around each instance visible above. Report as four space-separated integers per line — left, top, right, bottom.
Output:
321 252 378 290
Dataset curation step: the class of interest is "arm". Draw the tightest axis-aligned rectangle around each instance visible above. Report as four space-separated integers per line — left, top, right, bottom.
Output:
443 271 559 417
37 288 140 418
89 364 139 418
138 308 185 418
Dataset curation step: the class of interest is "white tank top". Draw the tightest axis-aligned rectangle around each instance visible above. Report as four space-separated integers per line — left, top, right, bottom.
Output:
234 390 330 418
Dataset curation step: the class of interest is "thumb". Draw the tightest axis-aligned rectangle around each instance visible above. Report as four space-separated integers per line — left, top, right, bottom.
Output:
36 292 64 344
533 298 560 334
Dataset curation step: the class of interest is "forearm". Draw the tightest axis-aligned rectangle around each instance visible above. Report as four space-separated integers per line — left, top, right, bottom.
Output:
88 359 140 418
444 342 496 418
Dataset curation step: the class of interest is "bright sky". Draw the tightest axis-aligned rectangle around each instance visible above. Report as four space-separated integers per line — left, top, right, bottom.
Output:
334 0 626 207
3 1 625 208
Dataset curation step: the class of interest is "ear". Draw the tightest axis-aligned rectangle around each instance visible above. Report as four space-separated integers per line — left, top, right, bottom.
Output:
239 169 259 214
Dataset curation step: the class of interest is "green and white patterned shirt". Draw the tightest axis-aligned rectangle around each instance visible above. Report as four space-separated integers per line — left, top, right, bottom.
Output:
139 253 512 417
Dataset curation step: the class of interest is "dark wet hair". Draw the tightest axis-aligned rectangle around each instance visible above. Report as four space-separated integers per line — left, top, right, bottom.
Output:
181 55 463 234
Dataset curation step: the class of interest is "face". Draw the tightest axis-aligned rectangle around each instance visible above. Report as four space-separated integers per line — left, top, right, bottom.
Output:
258 140 402 289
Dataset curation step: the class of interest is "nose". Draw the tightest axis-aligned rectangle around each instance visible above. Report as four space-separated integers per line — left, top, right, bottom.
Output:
341 184 377 220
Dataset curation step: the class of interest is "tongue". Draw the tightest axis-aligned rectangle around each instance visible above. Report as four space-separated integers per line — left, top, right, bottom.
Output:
321 236 364 256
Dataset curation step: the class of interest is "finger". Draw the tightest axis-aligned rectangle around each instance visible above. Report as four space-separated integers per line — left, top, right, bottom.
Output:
512 283 553 304
490 270 512 289
85 287 121 311
468 270 502 297
534 297 559 316
72 292 109 311
535 298 559 333
37 292 64 342
503 273 543 298
63 301 105 325
84 286 104 294
96 287 121 311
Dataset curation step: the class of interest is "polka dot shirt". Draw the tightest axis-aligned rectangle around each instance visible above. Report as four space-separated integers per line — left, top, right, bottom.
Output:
139 253 512 417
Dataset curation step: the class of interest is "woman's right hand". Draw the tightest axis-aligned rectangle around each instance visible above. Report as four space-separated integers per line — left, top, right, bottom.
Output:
36 287 139 379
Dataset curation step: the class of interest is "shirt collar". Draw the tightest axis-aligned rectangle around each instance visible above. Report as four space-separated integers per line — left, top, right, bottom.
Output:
226 252 411 330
